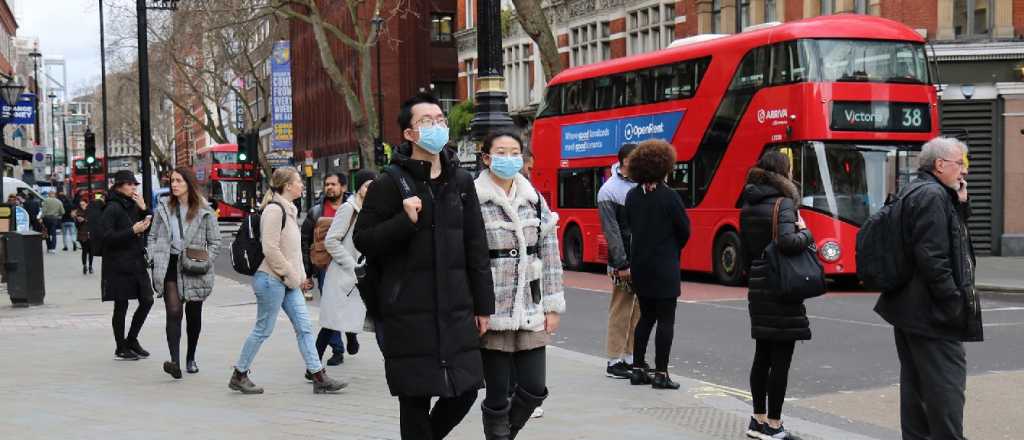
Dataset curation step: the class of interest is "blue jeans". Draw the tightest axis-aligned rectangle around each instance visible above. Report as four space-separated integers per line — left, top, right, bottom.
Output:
315 269 344 353
62 221 77 250
235 271 323 373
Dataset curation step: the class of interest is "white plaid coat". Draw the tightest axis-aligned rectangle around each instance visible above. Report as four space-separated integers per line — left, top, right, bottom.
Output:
475 170 565 332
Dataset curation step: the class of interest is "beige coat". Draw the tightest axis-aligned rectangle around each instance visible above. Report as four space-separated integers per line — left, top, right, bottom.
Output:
258 193 306 289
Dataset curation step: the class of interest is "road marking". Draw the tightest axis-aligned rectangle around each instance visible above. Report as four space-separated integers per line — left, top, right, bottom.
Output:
982 322 1024 328
691 301 890 328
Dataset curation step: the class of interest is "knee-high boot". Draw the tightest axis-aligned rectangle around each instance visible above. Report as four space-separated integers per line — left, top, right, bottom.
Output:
509 386 547 439
481 402 511 440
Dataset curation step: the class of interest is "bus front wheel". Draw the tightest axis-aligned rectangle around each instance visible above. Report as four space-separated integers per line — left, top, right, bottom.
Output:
713 230 746 286
562 225 584 271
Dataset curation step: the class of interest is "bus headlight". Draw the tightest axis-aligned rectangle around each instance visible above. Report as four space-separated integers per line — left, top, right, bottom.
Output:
819 241 841 263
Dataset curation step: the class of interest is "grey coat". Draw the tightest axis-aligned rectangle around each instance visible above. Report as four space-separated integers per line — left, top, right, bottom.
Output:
148 196 221 301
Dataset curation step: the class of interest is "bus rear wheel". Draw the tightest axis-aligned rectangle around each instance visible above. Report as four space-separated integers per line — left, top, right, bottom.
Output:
713 230 746 286
562 225 584 271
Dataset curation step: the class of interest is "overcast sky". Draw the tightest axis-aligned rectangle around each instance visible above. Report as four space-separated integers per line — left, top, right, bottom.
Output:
16 0 105 97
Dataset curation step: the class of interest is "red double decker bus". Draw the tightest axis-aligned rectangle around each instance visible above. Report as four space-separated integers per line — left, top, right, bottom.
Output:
531 15 939 285
70 157 107 200
194 143 259 221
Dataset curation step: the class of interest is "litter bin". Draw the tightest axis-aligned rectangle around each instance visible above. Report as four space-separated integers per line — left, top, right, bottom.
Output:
2 231 46 307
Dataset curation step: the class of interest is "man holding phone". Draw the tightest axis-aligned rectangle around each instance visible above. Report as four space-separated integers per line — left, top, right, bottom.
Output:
100 170 156 361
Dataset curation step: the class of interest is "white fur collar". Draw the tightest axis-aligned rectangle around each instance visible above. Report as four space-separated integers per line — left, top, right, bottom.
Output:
475 169 539 207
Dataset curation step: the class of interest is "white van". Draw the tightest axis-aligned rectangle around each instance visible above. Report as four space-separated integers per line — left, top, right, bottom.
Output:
3 177 44 203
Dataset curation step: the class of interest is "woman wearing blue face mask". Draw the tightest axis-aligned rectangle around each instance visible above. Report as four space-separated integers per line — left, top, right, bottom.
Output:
474 131 566 439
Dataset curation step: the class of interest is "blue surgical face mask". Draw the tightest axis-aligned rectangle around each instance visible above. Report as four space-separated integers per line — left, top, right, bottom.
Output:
490 155 524 180
416 126 449 155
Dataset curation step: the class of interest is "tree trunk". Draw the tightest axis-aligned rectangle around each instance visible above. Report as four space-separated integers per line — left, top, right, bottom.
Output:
511 0 564 82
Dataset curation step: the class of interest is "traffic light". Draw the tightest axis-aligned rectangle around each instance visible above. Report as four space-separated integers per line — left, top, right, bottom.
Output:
84 129 96 165
374 139 385 167
237 133 252 163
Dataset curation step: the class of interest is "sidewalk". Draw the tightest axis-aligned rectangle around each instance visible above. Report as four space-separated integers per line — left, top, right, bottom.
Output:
0 250 881 439
976 257 1024 295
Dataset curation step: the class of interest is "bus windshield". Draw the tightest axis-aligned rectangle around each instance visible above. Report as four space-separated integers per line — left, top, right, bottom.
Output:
74 160 102 173
808 39 929 84
212 152 238 164
784 142 920 225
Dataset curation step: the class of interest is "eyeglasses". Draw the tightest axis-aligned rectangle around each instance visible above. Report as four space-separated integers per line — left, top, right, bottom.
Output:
939 157 966 168
414 117 448 128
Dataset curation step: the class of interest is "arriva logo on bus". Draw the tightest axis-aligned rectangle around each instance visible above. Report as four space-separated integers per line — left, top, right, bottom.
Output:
757 108 788 124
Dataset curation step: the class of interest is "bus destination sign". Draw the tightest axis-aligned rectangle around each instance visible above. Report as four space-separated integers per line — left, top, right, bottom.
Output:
561 111 685 159
830 101 931 132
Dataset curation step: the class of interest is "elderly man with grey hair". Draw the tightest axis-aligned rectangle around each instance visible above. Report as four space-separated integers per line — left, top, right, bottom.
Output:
875 136 982 440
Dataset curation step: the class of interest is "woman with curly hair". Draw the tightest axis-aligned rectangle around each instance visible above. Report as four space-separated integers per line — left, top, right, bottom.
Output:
624 139 690 390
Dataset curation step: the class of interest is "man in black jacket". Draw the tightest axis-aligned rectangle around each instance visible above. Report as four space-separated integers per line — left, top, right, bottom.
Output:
875 136 982 440
353 93 494 440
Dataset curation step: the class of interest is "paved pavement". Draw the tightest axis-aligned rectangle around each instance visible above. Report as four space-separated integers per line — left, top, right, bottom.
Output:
0 247 887 439
976 257 1024 294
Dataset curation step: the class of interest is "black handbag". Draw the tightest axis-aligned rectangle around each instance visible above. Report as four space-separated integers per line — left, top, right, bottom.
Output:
762 198 826 301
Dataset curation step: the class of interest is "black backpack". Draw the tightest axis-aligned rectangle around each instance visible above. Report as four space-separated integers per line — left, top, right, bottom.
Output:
230 201 286 276
855 180 931 292
357 164 417 319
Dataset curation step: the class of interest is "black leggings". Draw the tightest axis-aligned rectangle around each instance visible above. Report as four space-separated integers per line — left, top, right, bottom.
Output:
481 347 546 410
398 390 478 440
112 297 154 348
163 255 204 364
749 339 796 420
633 297 677 372
80 240 93 268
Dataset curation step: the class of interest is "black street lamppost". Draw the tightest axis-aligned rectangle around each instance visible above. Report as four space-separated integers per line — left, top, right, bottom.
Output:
371 14 385 166
470 0 513 141
136 0 179 206
28 49 42 147
47 92 58 181
0 78 26 198
99 0 111 179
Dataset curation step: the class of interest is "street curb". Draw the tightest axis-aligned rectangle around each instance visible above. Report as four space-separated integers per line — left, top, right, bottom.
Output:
976 284 1024 296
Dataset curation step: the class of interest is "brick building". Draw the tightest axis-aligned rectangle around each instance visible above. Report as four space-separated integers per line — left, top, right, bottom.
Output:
454 0 1024 255
289 0 458 187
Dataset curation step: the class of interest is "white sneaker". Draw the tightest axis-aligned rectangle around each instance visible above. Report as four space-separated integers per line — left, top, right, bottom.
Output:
531 407 544 418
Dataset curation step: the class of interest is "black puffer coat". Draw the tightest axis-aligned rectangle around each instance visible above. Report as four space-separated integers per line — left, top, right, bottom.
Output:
740 167 814 341
353 149 495 398
875 171 983 342
100 190 153 302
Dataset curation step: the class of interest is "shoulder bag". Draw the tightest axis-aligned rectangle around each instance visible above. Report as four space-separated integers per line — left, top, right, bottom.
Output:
178 210 212 275
763 198 826 301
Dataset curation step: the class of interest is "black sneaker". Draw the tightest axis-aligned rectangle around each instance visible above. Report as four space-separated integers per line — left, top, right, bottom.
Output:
746 417 765 439
759 423 800 440
326 351 344 366
629 365 653 385
346 333 360 355
114 349 140 361
606 361 632 379
126 339 149 358
163 361 183 379
651 372 680 390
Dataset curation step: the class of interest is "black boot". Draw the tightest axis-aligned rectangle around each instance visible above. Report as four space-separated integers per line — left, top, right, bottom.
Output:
509 386 547 439
311 369 348 394
481 402 512 440
629 363 652 386
652 372 680 390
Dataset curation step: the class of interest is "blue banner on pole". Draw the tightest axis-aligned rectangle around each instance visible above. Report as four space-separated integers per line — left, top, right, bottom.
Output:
560 111 685 159
0 94 38 124
268 41 293 167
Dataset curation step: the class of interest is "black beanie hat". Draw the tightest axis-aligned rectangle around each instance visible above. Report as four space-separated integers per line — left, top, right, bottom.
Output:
353 170 379 191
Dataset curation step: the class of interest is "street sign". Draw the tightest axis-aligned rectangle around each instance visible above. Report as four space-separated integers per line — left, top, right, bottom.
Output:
303 164 314 178
348 153 361 170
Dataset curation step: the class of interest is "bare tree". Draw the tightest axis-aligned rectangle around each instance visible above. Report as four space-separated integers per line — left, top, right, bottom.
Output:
510 0 564 82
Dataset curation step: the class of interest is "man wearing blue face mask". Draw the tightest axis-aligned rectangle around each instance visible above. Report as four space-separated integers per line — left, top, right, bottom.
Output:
353 93 495 440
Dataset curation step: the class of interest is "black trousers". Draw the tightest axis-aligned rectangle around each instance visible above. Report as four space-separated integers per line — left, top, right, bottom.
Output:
43 216 60 250
398 390 478 440
894 328 966 440
633 297 677 372
749 339 796 420
481 347 546 410
80 240 94 268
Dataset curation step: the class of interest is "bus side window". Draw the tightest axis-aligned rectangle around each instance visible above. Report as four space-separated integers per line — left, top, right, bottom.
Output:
557 167 602 209
564 82 582 114
579 79 595 112
594 77 614 111
667 162 693 208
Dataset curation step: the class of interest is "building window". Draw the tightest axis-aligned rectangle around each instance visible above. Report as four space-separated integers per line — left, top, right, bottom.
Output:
628 4 676 55
712 0 722 33
431 14 454 43
465 0 474 29
570 22 610 67
504 43 533 110
741 0 751 28
954 0 992 38
854 0 867 13
433 81 456 113
821 0 835 15
765 0 777 22
466 59 475 98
